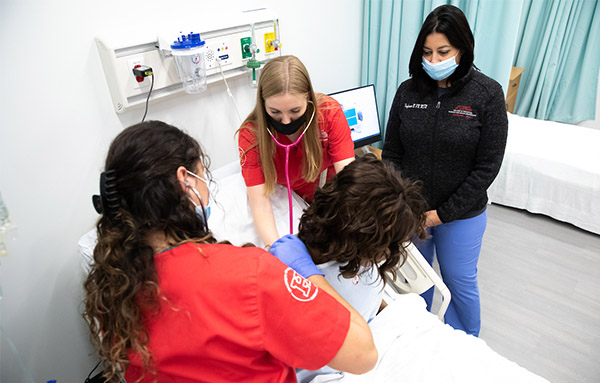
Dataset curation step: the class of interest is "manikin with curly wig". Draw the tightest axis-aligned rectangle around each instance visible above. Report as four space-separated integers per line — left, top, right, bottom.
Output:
83 121 376 382
272 154 428 383
298 154 428 318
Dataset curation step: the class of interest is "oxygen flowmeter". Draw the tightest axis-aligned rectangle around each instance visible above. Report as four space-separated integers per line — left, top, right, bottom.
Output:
246 23 263 88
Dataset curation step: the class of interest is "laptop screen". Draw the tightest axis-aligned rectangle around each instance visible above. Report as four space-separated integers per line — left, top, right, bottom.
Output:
329 84 382 148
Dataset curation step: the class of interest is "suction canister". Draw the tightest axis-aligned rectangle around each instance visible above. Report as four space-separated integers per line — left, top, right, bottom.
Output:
171 32 207 94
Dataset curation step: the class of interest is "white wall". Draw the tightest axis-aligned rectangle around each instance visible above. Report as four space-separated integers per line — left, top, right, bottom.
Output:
0 1 362 381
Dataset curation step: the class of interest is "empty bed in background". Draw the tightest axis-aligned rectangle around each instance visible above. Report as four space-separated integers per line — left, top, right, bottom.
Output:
488 113 600 235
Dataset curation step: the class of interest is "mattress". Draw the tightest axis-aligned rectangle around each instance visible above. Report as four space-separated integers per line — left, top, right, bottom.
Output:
488 113 600 235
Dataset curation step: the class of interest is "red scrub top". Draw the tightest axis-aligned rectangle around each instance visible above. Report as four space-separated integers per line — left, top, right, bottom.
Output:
239 95 355 202
124 243 350 383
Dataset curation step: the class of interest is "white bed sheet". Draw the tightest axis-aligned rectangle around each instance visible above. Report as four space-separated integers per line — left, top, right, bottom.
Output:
208 161 308 247
488 113 600 235
322 293 549 383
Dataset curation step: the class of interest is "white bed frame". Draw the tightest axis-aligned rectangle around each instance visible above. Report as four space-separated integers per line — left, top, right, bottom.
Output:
385 243 450 321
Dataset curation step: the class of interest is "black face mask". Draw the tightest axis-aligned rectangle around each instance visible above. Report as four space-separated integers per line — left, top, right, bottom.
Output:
266 111 307 135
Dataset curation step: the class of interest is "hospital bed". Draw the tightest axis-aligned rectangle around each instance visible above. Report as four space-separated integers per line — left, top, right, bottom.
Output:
488 112 600 235
78 160 549 383
207 163 548 383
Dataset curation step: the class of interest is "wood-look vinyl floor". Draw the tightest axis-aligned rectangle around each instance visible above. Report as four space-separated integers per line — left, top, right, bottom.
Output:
466 204 599 383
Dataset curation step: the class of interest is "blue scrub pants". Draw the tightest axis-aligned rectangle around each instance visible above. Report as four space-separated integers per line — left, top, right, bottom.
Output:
415 209 487 336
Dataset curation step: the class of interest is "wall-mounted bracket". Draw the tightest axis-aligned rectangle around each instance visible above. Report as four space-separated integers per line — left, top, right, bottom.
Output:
95 12 280 113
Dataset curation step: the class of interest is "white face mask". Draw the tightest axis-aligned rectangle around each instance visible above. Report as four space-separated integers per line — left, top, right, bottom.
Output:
185 170 211 223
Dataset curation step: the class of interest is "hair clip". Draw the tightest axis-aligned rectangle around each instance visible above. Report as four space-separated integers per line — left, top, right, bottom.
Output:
92 170 120 220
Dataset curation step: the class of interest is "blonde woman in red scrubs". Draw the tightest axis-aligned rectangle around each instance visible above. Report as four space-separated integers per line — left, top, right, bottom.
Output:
238 55 355 247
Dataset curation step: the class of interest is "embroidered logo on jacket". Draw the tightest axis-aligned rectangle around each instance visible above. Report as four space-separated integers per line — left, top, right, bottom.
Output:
404 103 428 109
448 105 477 118
284 267 319 302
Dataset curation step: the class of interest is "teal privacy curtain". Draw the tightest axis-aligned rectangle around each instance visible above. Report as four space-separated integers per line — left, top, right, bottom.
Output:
513 0 600 124
361 0 524 145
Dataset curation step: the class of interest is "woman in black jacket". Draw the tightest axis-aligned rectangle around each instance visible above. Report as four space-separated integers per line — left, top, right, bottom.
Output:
382 4 508 336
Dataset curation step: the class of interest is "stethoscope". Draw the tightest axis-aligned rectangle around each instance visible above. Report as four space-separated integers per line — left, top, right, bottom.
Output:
266 104 316 235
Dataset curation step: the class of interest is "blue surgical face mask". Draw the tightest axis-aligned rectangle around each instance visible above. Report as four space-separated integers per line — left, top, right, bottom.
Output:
422 55 458 81
185 170 211 224
194 203 211 223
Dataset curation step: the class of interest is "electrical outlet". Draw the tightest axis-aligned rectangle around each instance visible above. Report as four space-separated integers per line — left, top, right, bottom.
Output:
127 57 150 90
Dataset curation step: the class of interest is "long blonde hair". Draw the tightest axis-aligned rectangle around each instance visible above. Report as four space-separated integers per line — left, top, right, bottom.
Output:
238 55 323 195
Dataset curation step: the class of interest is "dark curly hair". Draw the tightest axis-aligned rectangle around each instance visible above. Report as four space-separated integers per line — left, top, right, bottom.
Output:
83 121 215 382
298 154 428 283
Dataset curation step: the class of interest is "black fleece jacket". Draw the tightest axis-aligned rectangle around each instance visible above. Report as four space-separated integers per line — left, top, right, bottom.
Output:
382 68 508 223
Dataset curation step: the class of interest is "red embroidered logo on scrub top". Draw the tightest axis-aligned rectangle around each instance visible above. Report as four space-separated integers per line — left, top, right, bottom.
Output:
238 146 246 167
284 267 319 302
319 130 329 142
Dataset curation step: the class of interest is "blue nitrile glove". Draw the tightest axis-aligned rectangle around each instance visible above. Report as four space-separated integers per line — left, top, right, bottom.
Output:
269 234 324 279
